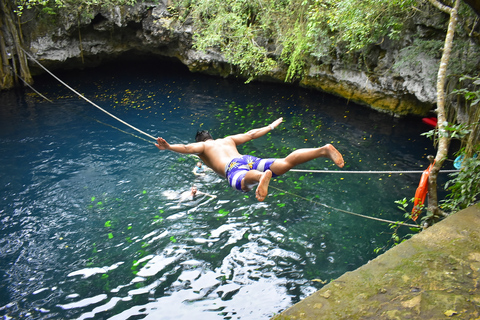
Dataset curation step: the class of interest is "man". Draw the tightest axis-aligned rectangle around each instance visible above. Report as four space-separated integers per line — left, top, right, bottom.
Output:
156 117 344 201
179 185 216 204
192 161 210 176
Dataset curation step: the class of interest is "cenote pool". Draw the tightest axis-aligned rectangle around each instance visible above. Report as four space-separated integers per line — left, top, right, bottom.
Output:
0 59 447 319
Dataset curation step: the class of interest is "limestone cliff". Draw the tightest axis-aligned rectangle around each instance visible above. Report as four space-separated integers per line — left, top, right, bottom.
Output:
14 1 476 115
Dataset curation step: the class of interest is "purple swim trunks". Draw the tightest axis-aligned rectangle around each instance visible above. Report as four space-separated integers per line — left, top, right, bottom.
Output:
224 155 277 191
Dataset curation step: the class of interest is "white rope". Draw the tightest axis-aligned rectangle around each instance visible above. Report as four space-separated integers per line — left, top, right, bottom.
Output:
269 185 418 228
290 169 459 174
22 49 157 141
10 66 52 102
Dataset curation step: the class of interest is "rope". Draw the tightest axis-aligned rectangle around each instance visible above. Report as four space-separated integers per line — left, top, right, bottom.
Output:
10 66 52 102
290 169 459 174
21 48 157 142
269 185 419 228
90 118 155 144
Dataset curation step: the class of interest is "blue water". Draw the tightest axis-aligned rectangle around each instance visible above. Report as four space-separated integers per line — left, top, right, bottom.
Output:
1 59 444 319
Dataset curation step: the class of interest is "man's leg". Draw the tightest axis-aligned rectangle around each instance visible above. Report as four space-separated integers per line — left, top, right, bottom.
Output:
270 144 344 175
241 170 272 202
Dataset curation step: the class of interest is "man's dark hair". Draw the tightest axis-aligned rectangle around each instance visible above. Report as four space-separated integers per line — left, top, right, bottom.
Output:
195 130 213 142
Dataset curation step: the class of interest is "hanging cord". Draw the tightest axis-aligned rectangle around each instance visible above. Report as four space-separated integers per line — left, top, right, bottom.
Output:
13 59 154 145
9 66 52 102
21 48 157 142
89 117 155 144
15 65 155 145
269 185 418 228
290 169 459 174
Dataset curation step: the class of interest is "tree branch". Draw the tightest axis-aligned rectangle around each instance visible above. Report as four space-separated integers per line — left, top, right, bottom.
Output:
428 0 452 14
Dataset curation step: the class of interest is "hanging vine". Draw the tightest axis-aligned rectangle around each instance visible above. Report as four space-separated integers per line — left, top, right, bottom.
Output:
0 0 33 90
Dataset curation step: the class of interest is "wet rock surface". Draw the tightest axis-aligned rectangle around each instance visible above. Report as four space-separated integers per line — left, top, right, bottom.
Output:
272 204 480 320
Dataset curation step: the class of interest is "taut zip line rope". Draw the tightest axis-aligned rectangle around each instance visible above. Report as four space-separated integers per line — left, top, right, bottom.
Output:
290 169 459 174
22 48 157 142
269 185 418 228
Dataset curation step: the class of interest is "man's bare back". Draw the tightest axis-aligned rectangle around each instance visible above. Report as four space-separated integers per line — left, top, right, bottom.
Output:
196 138 242 177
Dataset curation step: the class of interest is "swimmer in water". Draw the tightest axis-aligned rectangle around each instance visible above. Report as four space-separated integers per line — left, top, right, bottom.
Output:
178 185 216 204
156 117 344 202
192 161 210 176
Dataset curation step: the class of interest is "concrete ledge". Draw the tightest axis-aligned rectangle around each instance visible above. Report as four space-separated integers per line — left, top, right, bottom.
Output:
272 204 480 320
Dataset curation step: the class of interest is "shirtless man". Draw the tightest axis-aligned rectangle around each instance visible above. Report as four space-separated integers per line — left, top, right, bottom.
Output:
192 161 211 176
155 117 344 201
178 185 216 204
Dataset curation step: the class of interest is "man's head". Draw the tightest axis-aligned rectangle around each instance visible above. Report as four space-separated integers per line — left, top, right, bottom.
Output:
195 130 213 142
191 185 198 196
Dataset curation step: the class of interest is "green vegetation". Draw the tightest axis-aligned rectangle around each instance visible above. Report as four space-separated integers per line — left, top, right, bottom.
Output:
14 0 136 16
442 76 480 212
174 0 418 81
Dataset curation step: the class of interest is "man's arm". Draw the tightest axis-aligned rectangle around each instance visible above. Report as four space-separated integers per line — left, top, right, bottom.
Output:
155 137 205 154
229 117 283 146
197 190 217 198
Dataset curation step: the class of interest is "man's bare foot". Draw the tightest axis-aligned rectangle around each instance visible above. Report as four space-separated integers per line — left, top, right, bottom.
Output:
325 144 344 168
256 170 272 201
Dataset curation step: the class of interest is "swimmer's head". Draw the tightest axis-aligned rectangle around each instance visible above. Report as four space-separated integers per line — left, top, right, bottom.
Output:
195 130 213 142
191 185 198 196
196 162 202 167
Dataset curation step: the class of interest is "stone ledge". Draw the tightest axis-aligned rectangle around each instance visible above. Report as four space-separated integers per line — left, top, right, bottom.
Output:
272 204 480 320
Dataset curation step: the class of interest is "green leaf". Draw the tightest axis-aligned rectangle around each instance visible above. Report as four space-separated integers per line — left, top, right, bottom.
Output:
219 209 230 216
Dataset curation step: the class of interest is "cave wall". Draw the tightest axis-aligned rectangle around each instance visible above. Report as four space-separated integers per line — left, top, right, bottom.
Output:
17 0 473 116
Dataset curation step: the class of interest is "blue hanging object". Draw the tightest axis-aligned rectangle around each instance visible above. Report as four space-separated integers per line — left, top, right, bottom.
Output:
454 154 478 169
454 155 464 170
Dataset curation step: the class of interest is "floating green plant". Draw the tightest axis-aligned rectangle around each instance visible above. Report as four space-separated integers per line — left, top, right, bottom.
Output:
108 233 114 239
104 220 112 228
218 209 229 216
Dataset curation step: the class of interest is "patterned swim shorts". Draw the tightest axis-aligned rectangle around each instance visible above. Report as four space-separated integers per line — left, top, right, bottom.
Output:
224 155 277 191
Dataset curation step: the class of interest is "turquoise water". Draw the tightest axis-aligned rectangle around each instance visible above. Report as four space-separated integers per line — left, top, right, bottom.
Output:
1 59 444 319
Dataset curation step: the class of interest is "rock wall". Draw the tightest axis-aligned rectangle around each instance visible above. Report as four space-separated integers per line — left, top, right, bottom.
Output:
20 1 458 115
272 204 480 320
